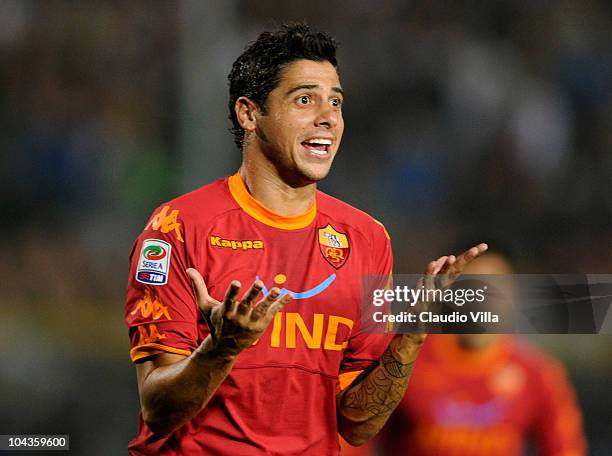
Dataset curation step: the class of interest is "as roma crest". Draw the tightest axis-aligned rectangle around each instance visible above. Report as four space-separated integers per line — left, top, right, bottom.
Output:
318 224 350 269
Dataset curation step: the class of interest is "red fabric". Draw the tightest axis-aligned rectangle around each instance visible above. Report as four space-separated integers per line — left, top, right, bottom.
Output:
125 175 394 455
375 335 586 456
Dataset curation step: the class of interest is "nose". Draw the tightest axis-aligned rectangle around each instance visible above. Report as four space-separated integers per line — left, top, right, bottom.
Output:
314 103 339 129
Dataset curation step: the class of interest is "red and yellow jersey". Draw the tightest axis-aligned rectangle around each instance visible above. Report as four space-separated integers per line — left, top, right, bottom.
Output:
373 335 586 456
124 172 394 455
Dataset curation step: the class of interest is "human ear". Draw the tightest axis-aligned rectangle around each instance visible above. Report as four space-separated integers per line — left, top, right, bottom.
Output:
235 97 259 133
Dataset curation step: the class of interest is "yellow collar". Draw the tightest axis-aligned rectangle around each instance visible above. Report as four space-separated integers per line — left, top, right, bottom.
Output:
228 172 316 230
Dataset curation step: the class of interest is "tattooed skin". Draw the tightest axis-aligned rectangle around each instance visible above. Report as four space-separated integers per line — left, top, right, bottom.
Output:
337 334 423 444
380 350 414 378
337 244 487 445
341 346 415 416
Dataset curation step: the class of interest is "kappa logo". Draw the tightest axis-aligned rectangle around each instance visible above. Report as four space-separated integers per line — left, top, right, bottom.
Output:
136 239 171 285
131 289 172 321
136 323 166 346
210 235 264 251
146 205 184 243
318 224 350 269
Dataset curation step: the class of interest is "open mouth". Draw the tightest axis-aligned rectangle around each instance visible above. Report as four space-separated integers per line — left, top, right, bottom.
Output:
301 138 332 156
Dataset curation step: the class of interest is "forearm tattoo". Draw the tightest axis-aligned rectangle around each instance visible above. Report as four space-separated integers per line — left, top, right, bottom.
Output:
380 350 414 378
340 346 416 419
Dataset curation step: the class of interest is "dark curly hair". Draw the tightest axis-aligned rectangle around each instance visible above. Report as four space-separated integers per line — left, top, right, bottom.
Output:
228 23 338 150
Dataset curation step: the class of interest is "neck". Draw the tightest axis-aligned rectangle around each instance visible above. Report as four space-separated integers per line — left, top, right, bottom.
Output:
239 155 316 216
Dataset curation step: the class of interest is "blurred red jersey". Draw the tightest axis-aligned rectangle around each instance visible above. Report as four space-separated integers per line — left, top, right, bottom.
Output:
374 335 586 456
124 172 394 455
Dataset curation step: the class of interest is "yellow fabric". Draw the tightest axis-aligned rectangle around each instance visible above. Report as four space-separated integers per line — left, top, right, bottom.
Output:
337 370 364 393
130 342 191 362
228 172 316 230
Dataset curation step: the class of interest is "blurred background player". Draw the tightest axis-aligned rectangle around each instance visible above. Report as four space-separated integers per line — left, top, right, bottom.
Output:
341 252 586 456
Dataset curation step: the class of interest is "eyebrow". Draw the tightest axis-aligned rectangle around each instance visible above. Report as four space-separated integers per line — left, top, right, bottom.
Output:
286 84 345 98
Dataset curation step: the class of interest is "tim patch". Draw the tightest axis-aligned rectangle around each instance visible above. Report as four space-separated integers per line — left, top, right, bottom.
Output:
136 239 171 285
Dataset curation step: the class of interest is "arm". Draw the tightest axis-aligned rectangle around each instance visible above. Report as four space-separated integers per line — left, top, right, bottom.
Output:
337 243 488 445
136 271 292 435
337 333 423 446
136 345 234 435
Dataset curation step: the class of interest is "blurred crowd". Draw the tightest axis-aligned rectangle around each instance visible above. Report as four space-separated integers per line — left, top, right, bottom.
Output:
1 1 611 454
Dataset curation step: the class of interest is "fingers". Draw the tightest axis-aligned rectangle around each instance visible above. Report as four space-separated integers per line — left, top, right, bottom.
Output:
188 274 294 323
439 255 456 274
429 243 488 277
250 287 280 321
251 289 292 321
424 256 448 290
428 243 488 289
237 281 264 315
425 256 449 275
268 292 293 315
417 244 488 330
187 268 220 314
450 243 489 274
437 255 456 288
223 280 242 315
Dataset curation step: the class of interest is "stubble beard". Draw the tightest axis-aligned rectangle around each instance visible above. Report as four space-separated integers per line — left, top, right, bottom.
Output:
258 129 330 188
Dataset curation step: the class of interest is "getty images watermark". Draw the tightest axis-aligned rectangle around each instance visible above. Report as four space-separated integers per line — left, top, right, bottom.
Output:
361 274 612 334
372 284 491 324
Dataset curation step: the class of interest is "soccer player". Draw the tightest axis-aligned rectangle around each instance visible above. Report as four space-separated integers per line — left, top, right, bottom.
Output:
373 253 587 456
124 24 487 455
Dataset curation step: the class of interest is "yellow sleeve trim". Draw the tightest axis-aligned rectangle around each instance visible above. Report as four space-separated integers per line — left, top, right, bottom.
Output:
373 218 391 241
337 370 364 393
382 225 390 240
130 343 191 362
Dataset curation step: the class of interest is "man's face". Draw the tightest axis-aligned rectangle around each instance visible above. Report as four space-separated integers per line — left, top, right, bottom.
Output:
253 59 344 186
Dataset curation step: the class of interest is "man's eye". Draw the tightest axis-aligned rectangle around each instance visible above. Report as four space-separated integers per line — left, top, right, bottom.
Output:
331 98 342 107
297 95 310 105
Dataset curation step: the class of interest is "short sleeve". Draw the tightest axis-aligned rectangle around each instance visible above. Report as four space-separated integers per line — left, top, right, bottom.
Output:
124 204 200 362
532 360 587 456
338 221 394 391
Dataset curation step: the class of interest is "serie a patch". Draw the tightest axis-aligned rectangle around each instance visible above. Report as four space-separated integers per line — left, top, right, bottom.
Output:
136 239 171 286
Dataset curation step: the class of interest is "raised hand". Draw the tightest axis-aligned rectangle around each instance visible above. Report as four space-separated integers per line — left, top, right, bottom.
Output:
186 268 293 359
434 243 489 289
403 243 489 346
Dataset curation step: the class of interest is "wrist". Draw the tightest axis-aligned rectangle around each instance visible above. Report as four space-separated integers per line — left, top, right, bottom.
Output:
388 334 426 364
195 335 239 364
